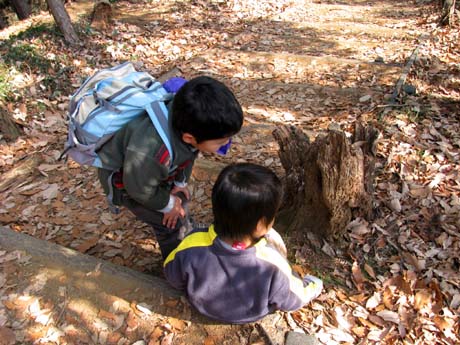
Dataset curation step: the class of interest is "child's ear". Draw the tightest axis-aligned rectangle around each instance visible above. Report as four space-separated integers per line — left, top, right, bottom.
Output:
182 133 197 145
254 218 269 238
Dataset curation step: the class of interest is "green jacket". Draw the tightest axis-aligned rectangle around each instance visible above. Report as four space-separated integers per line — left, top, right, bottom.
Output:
97 113 197 211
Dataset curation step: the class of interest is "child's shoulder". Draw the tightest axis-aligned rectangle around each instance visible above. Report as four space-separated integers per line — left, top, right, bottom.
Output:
164 226 215 265
176 226 216 251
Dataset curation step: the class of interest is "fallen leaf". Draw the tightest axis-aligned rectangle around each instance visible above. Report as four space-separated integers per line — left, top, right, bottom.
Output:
433 316 453 333
329 328 355 342
388 198 401 212
450 294 460 309
76 236 99 253
203 336 216 345
321 241 335 256
98 309 117 322
160 333 174 345
368 314 386 327
366 292 381 310
103 249 122 258
402 252 424 271
359 95 372 102
41 183 59 200
168 317 186 331
414 289 431 311
38 164 61 172
364 263 376 279
376 310 399 324
149 327 163 345
352 261 365 290
0 326 16 345
164 299 179 308
351 326 367 337
136 303 153 315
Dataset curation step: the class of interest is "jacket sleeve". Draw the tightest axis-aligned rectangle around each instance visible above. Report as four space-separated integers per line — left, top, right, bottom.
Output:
174 158 195 186
122 146 172 211
269 266 323 312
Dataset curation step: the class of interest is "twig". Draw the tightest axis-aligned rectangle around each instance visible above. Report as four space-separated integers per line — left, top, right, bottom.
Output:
390 43 422 102
49 287 68 327
284 312 304 333
381 33 431 117
376 104 411 108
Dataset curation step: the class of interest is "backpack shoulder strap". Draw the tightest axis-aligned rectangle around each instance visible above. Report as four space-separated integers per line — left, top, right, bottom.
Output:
145 101 174 165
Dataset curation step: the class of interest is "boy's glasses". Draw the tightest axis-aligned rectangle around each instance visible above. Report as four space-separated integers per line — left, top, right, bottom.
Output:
217 138 232 155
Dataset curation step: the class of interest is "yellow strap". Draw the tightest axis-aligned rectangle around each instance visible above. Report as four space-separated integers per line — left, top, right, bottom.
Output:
164 224 217 266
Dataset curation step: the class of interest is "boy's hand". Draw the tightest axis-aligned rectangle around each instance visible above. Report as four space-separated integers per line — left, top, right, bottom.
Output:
171 185 190 200
163 196 186 229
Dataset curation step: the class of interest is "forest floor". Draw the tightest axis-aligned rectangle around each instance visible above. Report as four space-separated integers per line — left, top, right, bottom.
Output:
0 0 459 344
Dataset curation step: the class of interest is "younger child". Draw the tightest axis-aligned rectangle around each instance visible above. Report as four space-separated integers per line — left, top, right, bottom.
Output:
97 76 243 259
164 163 323 324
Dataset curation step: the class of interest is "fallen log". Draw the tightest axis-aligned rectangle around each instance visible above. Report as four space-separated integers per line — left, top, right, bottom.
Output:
0 226 292 344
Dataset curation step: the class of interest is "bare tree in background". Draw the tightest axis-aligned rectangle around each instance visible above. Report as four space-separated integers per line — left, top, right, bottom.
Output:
9 0 31 19
440 0 457 26
46 0 79 45
0 0 31 28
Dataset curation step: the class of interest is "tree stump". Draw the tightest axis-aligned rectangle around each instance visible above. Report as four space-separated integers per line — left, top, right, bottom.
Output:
273 122 378 240
90 0 113 31
0 106 22 141
9 0 32 20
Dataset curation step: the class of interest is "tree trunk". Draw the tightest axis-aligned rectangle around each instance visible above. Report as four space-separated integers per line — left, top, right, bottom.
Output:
0 9 7 29
46 0 79 45
9 0 31 20
0 106 22 142
440 0 456 26
273 122 378 240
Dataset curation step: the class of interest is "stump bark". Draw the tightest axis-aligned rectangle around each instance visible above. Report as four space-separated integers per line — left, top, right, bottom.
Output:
90 0 113 31
0 106 22 141
273 122 378 240
0 9 7 29
9 0 32 20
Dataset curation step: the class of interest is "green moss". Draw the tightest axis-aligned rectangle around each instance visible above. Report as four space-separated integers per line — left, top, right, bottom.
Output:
312 269 348 289
13 23 61 41
0 62 12 101
3 43 52 74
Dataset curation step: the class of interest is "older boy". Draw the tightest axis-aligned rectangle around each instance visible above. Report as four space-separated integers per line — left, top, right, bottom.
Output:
164 163 323 324
97 76 243 259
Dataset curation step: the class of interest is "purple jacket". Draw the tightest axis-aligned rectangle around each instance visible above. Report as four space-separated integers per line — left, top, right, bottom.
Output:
164 225 323 324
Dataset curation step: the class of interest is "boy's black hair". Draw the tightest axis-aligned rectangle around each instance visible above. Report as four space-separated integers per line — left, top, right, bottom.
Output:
171 76 243 143
212 163 283 240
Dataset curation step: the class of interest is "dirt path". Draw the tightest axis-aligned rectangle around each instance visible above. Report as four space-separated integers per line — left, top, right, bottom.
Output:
0 0 459 344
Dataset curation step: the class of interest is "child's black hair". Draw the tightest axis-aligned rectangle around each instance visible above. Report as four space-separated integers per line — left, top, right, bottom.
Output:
212 163 283 240
171 76 243 143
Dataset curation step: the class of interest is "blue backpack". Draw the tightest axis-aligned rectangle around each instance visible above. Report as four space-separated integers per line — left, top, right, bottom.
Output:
62 62 185 169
